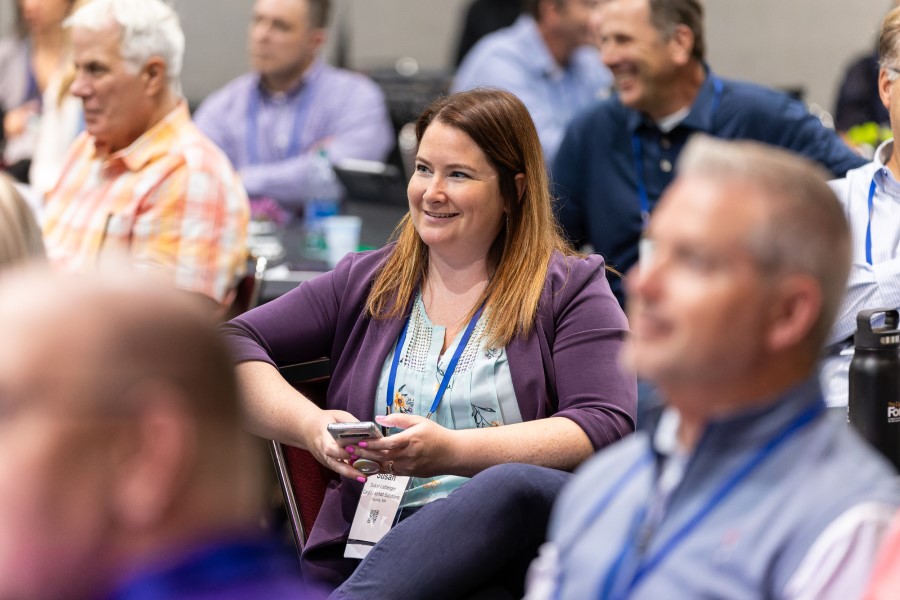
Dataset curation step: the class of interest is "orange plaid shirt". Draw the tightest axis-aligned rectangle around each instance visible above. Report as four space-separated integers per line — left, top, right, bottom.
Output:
43 103 249 303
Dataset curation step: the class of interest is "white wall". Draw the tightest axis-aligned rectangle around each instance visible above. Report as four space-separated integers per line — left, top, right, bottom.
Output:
174 0 471 101
705 0 892 111
0 0 893 112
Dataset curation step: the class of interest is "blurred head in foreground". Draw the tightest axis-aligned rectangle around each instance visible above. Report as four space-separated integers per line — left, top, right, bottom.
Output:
0 267 269 600
624 135 850 416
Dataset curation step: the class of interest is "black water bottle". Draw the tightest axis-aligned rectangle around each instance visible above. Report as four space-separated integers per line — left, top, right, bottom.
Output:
849 308 900 471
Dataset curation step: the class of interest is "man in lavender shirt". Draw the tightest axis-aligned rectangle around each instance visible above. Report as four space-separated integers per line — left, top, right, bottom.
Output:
194 0 394 211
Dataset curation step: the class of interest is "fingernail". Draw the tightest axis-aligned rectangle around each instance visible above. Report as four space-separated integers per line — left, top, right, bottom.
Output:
357 476 367 483
351 454 359 461
345 446 355 453
358 441 368 448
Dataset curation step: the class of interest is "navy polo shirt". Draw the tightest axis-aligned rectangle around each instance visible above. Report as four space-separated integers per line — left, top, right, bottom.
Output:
552 70 866 305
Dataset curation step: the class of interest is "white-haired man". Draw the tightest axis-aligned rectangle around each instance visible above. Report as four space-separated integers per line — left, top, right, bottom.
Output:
42 0 249 308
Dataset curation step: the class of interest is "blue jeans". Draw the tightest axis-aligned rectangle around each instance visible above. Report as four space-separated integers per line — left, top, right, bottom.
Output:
330 463 571 600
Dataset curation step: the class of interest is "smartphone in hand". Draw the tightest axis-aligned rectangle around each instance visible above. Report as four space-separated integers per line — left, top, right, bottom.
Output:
327 421 383 474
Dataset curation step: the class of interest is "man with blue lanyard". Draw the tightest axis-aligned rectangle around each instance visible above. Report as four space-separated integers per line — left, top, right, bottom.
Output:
194 0 394 213
553 0 866 305
525 137 900 600
821 5 900 409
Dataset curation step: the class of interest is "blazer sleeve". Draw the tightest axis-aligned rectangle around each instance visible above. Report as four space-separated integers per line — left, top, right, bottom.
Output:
220 247 387 366
542 253 637 449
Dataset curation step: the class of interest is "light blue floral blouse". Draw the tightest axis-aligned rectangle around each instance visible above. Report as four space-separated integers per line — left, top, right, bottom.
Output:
374 293 522 509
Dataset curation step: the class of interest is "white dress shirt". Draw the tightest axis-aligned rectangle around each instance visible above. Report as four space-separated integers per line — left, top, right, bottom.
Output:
821 139 900 408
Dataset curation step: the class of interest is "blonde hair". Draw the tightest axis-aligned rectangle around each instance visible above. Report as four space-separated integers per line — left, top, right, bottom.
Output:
366 89 578 347
0 175 44 267
880 5 900 74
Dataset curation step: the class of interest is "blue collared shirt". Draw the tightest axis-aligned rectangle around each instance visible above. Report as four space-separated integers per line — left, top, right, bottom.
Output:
452 15 611 164
194 59 394 209
553 70 867 304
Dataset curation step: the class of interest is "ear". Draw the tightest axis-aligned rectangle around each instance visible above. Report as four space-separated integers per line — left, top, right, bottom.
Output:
309 27 327 54
879 68 893 112
142 57 169 97
668 24 695 66
539 0 561 24
110 382 198 530
514 172 526 201
764 274 822 353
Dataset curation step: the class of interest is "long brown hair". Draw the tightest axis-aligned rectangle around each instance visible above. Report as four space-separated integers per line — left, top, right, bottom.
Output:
366 88 577 347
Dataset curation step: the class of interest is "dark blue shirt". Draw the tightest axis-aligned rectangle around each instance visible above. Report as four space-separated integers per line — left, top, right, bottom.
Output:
553 70 867 304
106 538 324 600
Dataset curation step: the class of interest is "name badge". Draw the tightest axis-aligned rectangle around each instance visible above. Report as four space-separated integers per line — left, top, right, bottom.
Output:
345 474 411 559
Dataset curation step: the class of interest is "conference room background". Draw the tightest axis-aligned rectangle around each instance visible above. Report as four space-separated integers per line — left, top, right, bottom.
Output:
0 0 892 125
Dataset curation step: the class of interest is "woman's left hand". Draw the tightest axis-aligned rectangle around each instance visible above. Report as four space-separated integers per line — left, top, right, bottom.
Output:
352 413 460 478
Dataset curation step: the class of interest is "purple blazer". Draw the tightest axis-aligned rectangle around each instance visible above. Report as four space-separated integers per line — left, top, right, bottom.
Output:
222 244 636 580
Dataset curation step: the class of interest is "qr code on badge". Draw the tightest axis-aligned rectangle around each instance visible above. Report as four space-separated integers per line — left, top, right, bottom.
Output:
367 509 379 524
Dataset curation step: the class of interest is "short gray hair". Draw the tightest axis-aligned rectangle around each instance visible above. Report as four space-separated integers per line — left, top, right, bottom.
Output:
648 0 705 63
677 135 851 350
65 0 184 93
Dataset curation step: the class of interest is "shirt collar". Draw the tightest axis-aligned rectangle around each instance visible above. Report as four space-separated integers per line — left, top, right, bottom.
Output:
656 106 691 133
652 406 681 457
871 139 900 195
95 102 190 172
626 65 717 133
650 375 824 459
513 14 568 80
255 57 324 101
875 138 894 167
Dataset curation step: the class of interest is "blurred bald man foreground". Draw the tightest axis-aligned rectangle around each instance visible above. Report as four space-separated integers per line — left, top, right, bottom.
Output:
525 136 900 599
0 268 320 599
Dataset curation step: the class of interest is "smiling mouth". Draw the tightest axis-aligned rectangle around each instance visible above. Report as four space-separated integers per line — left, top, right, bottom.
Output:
424 211 459 219
614 73 636 86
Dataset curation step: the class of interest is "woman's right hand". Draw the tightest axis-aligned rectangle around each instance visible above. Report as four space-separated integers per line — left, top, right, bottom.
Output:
301 408 372 482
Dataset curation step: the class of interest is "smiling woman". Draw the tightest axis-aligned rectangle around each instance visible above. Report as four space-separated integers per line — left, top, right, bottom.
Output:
406 122 508 273
222 88 637 596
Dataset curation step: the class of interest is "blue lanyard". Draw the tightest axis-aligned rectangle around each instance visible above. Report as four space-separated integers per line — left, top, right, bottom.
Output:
246 69 321 165
590 397 825 600
386 301 486 420
866 178 876 266
631 135 651 224
631 77 723 226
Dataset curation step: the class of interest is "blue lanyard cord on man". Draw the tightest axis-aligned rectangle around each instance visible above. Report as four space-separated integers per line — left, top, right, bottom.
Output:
558 398 826 600
245 68 323 165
